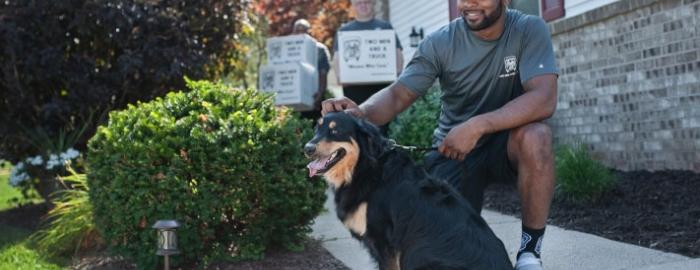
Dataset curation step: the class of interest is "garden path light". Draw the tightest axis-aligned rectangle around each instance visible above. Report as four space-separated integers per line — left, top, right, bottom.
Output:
153 220 180 270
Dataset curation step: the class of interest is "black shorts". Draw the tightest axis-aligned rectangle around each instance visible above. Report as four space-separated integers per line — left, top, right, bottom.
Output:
423 131 517 213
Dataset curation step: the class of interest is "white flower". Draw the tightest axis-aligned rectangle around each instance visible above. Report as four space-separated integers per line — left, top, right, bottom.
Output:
60 148 80 161
46 154 61 170
29 155 44 166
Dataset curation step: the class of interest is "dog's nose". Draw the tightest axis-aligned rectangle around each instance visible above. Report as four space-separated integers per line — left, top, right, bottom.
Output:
304 143 316 156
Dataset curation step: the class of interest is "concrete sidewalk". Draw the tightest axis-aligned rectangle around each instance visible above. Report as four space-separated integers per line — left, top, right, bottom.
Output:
311 191 700 270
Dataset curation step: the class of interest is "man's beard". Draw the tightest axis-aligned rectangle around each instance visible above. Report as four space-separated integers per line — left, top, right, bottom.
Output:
462 2 504 31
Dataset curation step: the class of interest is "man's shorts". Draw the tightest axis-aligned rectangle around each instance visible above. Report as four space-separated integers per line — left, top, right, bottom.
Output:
423 131 517 213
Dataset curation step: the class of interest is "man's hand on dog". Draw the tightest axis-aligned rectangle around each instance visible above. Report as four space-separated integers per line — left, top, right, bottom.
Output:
439 118 487 161
321 97 365 118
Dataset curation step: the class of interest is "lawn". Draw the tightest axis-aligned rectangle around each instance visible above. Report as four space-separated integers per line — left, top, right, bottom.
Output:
0 163 68 270
0 162 23 210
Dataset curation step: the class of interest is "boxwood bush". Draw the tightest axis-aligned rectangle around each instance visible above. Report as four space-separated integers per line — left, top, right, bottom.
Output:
87 79 325 268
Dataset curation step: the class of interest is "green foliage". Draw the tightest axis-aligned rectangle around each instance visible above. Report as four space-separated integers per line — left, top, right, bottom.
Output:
87 79 325 268
0 0 248 164
388 87 441 161
30 168 100 257
555 143 618 204
1 162 42 209
226 5 268 90
0 225 67 270
0 163 19 210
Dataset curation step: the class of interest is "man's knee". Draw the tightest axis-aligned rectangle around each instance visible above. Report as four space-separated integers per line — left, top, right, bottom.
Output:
509 123 553 163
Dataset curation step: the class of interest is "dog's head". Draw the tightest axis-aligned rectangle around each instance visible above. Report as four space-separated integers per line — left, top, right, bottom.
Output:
304 112 388 189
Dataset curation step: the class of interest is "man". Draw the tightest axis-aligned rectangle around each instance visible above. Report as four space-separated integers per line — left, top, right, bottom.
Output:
322 1 557 269
332 0 404 134
292 19 331 123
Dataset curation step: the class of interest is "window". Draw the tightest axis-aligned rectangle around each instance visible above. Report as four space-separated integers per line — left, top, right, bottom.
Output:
541 0 565 21
449 0 460 21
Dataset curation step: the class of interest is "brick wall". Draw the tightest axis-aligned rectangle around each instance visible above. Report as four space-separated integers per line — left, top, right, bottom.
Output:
547 0 700 172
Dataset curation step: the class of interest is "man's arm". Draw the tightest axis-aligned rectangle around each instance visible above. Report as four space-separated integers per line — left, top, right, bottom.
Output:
440 74 558 160
321 82 418 125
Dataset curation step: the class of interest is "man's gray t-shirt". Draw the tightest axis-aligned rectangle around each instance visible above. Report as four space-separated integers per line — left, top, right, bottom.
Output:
333 18 403 52
398 10 558 147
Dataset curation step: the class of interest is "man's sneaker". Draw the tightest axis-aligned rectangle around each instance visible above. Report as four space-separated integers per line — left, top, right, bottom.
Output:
514 252 542 270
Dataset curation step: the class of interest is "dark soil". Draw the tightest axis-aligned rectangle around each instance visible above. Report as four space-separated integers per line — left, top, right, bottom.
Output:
0 202 48 230
69 239 348 270
483 170 700 258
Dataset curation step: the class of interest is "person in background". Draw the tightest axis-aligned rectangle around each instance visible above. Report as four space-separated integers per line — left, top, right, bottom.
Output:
323 1 558 269
332 0 404 134
293 19 331 123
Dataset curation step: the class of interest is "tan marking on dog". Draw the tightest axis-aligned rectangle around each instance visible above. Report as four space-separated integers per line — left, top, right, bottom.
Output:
343 202 367 236
386 252 401 270
329 121 336 129
322 139 359 189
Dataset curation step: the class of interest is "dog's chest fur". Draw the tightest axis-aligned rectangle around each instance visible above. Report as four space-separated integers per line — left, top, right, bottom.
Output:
342 202 367 236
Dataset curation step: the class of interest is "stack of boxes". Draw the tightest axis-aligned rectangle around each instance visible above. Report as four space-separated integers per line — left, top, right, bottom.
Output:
258 34 319 111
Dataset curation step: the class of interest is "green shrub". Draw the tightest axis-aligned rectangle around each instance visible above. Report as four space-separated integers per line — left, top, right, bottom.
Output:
30 168 101 257
555 143 617 204
388 87 441 161
87 79 325 268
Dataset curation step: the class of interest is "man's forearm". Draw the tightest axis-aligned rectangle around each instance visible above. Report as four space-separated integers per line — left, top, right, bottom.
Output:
359 82 418 126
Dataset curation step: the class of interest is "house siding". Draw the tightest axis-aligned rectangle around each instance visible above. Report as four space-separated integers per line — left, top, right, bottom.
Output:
389 0 450 63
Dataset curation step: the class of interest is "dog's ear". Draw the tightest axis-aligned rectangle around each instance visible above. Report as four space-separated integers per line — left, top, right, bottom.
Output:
354 117 390 160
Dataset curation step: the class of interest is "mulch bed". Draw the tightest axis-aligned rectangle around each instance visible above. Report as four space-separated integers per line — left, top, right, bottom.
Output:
69 238 348 270
483 170 700 258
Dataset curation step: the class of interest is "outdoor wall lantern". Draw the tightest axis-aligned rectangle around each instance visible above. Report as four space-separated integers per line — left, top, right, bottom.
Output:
153 219 181 270
409 26 424 47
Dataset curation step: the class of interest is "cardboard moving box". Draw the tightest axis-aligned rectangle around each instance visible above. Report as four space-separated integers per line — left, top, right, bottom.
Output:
266 34 318 69
259 62 318 111
337 30 397 84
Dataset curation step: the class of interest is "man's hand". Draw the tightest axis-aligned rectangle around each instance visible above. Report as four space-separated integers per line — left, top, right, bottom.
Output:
439 118 489 160
321 97 364 118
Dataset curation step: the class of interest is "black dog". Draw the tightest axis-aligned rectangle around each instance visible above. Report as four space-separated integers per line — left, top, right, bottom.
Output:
304 112 512 270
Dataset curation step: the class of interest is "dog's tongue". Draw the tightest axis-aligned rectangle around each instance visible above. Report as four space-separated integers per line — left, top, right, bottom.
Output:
307 160 325 177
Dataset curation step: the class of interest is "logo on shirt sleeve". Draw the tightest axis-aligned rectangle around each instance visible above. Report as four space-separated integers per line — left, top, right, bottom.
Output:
499 55 518 78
